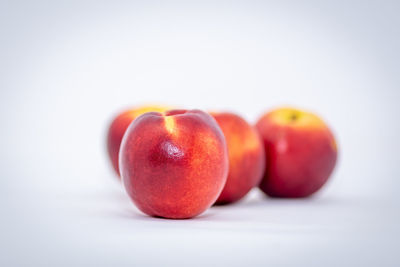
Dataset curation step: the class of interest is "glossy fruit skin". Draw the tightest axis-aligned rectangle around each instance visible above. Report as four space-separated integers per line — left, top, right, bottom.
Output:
212 112 265 205
107 106 169 176
256 108 337 198
119 109 229 219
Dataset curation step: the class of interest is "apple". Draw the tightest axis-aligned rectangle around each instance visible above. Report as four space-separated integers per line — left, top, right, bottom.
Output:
211 112 265 205
119 109 229 219
255 107 337 198
106 105 170 176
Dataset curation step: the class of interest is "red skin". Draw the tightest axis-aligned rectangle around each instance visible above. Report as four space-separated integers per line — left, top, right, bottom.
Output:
107 106 169 176
120 109 229 219
107 110 136 176
256 109 337 198
212 112 265 205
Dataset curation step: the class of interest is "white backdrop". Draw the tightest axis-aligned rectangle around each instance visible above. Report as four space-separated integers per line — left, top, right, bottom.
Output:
1 1 399 266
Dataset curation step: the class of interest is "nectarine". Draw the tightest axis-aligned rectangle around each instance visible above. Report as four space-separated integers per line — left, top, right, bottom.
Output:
256 107 337 198
211 112 265 205
119 109 229 219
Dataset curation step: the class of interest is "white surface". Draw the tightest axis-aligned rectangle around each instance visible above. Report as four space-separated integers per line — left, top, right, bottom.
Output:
4 184 398 266
1 1 399 266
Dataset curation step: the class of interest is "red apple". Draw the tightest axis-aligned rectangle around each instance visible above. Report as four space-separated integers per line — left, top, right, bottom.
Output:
107 105 170 176
211 112 265 205
255 107 337 198
119 109 229 219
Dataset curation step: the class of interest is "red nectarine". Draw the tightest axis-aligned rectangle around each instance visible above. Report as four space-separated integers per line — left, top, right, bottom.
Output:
119 109 229 219
256 107 337 198
211 112 265 205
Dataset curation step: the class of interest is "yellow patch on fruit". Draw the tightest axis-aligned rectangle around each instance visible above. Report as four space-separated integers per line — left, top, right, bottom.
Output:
164 116 176 134
244 131 262 152
226 130 260 167
232 132 259 153
129 105 171 118
269 107 326 128
331 138 338 152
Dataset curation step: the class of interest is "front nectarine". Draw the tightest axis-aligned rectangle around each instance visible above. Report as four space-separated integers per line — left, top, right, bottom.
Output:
119 109 229 219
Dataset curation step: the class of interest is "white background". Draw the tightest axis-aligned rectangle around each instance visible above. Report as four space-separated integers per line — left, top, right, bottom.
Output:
1 1 399 266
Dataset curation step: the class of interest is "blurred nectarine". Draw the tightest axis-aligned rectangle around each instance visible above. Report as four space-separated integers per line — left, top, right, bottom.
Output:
211 112 265 204
256 107 337 198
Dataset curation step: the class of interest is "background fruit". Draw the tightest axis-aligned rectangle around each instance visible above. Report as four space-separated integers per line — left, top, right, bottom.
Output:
256 107 337 198
119 109 228 219
211 112 265 205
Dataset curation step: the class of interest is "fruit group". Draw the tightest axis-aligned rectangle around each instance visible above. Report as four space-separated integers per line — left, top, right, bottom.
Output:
211 112 265 205
107 105 169 176
256 107 337 198
119 109 229 219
